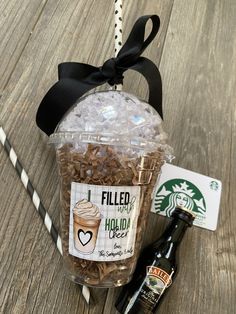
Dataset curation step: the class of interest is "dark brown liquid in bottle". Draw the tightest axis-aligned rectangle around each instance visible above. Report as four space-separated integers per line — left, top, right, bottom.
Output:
115 207 195 314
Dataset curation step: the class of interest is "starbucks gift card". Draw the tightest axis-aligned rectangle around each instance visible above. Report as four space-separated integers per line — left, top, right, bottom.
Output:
151 163 222 231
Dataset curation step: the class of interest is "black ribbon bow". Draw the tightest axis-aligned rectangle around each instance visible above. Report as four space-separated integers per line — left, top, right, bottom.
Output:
36 15 163 136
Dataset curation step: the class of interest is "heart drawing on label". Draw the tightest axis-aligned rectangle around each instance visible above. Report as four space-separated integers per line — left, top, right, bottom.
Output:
78 229 92 246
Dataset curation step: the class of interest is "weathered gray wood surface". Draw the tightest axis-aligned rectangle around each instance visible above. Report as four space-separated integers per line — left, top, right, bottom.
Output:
0 0 235 313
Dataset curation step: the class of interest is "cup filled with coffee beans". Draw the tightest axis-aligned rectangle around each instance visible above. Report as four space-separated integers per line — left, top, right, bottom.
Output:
49 90 172 288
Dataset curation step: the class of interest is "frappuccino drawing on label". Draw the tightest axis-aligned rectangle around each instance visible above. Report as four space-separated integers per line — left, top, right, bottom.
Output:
73 199 102 254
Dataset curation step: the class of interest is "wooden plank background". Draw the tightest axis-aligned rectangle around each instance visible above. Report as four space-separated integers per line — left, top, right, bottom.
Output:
0 0 235 313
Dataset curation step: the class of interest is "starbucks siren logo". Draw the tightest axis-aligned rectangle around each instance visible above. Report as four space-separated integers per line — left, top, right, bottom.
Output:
154 179 206 217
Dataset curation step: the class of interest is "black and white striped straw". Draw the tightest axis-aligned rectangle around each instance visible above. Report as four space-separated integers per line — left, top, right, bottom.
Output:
0 126 91 305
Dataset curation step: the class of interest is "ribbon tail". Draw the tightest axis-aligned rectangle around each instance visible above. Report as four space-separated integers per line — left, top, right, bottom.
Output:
36 78 102 136
58 62 99 80
128 57 163 119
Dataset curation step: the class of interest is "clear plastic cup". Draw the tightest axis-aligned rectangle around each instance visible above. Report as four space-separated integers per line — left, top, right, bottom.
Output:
50 90 172 288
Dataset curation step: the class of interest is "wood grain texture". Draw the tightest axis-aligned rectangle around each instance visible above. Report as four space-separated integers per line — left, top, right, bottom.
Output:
0 0 49 95
157 0 236 313
0 0 235 313
0 0 174 313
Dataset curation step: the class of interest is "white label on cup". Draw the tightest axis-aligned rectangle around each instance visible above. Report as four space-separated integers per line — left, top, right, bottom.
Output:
69 182 141 261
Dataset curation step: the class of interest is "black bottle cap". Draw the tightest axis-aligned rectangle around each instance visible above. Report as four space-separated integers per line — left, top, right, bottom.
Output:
171 206 196 226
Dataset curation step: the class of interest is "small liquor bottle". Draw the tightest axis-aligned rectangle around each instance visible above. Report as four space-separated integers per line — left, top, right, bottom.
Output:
115 206 195 314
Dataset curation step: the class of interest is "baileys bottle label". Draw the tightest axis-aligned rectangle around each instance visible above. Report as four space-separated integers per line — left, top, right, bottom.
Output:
125 266 174 313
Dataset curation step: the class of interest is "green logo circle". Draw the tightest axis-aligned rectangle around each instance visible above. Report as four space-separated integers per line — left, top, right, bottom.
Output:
210 181 219 191
154 179 206 217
